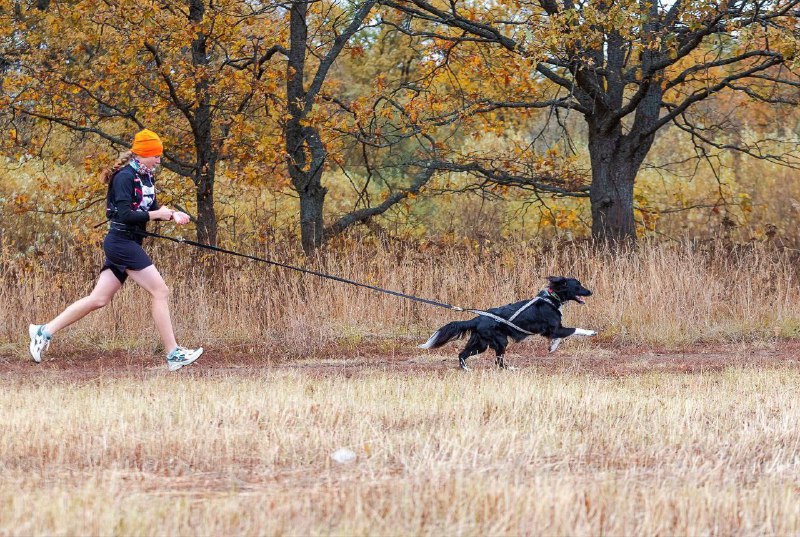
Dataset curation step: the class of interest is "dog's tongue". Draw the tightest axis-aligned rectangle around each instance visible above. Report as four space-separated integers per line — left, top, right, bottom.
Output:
576 297 585 304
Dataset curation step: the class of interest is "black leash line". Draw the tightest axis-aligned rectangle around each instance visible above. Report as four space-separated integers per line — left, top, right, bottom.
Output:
115 227 543 335
135 229 464 312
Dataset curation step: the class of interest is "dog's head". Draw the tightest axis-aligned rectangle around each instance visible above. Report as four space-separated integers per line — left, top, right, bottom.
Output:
546 276 592 304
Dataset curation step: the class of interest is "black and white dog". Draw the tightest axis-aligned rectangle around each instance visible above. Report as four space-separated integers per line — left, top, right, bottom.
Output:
419 277 597 370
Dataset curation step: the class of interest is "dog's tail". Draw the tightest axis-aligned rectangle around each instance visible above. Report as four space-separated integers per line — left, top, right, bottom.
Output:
419 320 477 349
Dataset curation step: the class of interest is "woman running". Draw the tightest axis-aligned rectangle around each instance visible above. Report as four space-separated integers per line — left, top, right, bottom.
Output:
28 129 203 371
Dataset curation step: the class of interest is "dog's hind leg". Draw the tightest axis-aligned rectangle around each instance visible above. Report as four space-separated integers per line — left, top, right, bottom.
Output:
489 337 514 370
459 335 488 371
548 338 562 353
494 354 517 370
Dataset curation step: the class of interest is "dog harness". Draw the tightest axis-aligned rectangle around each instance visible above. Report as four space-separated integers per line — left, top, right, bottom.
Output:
468 291 561 335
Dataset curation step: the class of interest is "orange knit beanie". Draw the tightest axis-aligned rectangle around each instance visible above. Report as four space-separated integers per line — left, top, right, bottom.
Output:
131 129 163 157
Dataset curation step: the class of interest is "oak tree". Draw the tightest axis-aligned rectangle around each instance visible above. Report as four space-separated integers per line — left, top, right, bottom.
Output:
4 0 292 245
381 0 800 243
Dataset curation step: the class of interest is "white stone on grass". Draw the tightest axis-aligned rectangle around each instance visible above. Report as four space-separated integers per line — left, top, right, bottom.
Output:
331 448 356 464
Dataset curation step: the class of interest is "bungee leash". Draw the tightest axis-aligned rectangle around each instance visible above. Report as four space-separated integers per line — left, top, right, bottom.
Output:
122 226 555 336
137 228 457 308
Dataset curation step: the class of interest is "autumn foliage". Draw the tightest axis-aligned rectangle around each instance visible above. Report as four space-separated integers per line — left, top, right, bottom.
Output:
0 0 798 249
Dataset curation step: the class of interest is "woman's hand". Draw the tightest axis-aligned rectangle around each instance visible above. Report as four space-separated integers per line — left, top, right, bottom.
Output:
172 211 191 225
150 206 174 221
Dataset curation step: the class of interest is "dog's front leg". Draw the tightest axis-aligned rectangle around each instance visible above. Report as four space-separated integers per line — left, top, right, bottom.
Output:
573 328 597 336
548 328 597 353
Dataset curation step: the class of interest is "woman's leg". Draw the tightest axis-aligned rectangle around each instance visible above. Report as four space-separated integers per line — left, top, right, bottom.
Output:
45 269 122 335
124 265 178 353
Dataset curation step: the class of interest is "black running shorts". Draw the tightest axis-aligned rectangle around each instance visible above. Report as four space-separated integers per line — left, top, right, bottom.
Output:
101 230 153 284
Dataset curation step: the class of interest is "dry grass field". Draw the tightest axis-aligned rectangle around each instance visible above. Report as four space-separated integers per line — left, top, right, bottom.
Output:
1 349 800 536
2 240 800 535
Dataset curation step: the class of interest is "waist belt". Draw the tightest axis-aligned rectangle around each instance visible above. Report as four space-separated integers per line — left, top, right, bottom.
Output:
108 223 143 238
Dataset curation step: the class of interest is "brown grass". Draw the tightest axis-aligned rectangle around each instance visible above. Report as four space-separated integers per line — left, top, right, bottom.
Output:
2 238 799 354
1 365 800 535
2 240 800 535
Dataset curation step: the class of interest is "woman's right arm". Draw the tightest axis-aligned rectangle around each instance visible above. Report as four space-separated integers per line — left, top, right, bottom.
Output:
112 169 172 222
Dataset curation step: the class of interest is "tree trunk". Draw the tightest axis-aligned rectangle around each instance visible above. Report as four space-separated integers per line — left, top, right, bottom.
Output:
195 167 217 246
191 106 218 246
286 0 328 254
587 127 638 244
287 125 327 253
298 175 326 252
586 78 662 246
189 0 217 246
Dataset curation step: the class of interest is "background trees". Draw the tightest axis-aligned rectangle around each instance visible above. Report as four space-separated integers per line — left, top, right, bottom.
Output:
3 0 444 252
283 0 435 252
381 0 800 244
4 0 292 245
1 0 799 250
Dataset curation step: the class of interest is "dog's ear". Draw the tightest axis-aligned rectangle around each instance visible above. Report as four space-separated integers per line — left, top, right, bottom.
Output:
547 276 567 285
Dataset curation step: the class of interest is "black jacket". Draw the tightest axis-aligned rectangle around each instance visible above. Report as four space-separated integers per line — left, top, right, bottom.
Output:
105 164 160 232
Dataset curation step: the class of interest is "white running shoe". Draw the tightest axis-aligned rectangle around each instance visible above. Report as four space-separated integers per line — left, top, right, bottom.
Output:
28 324 51 363
166 346 204 372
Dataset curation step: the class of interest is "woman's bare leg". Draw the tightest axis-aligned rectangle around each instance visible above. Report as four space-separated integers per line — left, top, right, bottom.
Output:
124 265 178 353
45 269 122 335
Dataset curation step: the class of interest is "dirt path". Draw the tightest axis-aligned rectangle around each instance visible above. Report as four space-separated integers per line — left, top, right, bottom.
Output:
2 340 800 381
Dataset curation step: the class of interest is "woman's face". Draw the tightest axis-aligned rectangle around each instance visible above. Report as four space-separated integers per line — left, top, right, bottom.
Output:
137 155 161 171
